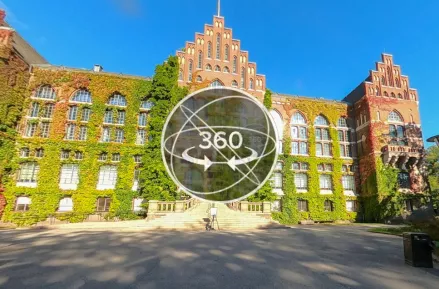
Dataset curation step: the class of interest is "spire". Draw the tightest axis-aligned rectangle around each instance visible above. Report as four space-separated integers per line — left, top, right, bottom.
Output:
217 0 221 16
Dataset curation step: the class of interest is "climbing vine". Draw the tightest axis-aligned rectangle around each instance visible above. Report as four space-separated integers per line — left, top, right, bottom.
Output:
263 89 272 110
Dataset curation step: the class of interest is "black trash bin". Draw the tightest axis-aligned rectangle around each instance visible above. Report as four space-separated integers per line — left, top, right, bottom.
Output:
403 232 433 268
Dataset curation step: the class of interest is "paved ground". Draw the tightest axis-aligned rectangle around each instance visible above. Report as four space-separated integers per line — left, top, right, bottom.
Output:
0 225 438 289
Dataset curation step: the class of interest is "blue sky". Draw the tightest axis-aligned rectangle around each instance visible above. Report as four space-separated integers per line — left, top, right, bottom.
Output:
1 0 438 145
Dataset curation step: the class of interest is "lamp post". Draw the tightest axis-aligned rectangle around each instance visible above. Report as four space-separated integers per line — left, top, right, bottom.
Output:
427 135 439 147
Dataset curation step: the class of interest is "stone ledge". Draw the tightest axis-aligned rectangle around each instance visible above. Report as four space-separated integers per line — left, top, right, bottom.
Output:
300 220 315 225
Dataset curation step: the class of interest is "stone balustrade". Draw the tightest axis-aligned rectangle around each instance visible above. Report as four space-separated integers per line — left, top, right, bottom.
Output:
148 198 199 214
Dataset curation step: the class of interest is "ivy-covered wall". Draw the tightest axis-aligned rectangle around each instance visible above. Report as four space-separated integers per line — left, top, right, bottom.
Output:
270 97 359 224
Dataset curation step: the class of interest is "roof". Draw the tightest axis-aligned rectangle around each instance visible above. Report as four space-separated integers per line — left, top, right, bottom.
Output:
273 92 351 106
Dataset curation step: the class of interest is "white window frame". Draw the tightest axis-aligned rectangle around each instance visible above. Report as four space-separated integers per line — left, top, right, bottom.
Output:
58 197 73 212
59 164 79 190
97 166 118 190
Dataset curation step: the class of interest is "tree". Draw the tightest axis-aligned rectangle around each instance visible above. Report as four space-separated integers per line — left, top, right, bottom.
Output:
425 146 439 213
140 56 188 201
247 180 277 202
263 89 272 109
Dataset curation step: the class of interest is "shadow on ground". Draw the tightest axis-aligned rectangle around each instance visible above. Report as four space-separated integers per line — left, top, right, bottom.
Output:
0 225 438 289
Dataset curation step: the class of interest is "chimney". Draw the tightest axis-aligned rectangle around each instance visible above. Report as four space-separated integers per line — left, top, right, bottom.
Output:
93 64 103 72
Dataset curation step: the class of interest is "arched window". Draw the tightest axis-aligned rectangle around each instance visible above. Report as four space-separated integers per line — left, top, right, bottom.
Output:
387 67 393 86
207 41 212 58
388 110 403 122
337 117 355 158
375 86 380 96
241 67 246 88
178 70 183 81
216 33 221 59
71 89 92 103
290 112 308 156
404 90 408 99
395 78 400 87
223 66 230 73
383 91 388 97
214 65 220 72
35 85 56 100
188 60 193 81
108 93 127 106
231 80 238 88
314 115 331 157
249 79 254 90
270 110 284 154
196 75 202 82
205 64 212 71
233 56 237 73
198 51 203 68
381 76 386 85
388 110 405 145
397 93 402 99
391 92 396 98
210 80 224 87
225 44 229 61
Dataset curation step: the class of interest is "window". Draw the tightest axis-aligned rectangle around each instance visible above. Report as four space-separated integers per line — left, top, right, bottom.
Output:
315 115 331 157
375 86 380 96
196 75 202 82
298 200 308 212
98 153 108 161
78 126 87 141
20 148 30 158
398 172 410 189
35 148 44 158
250 79 254 90
225 44 229 61
388 110 403 122
140 100 154 110
60 150 70 160
206 64 212 71
231 80 238 88
71 89 92 103
42 103 54 118
96 197 111 212
270 172 283 189
216 33 221 59
391 92 396 98
68 106 78 121
342 175 355 191
324 200 334 212
74 151 83 160
35 85 56 100
65 124 76 140
40 122 50 138
133 197 144 211
210 80 223 87
136 129 146 145
337 117 354 158
294 173 308 190
17 162 39 184
292 141 308 155
117 110 125 125
178 70 183 81
108 93 127 107
388 110 405 145
188 60 193 81
207 41 212 58
214 65 220 72
104 110 113 123
112 153 120 162
29 102 40 117
233 56 237 73
134 155 142 163
138 112 147 127
58 197 73 212
198 51 203 68
381 76 386 85
97 166 117 190
319 174 332 190
317 163 333 172
223 66 230 73
241 67 246 88
81 108 91 121
59 164 79 189
24 122 37 137
101 127 111 142
292 162 309 171
290 112 308 156
314 115 329 126
346 200 358 212
15 196 31 211
115 128 124 143
132 169 140 191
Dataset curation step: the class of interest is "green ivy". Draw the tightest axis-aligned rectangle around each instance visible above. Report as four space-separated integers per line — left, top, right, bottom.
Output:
263 89 272 110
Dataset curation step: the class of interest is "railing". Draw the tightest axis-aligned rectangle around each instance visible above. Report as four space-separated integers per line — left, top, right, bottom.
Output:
247 202 263 212
183 198 197 211
148 198 199 214
157 202 175 212
239 201 271 213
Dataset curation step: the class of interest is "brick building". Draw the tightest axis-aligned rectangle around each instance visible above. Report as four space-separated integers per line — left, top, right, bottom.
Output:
0 9 427 224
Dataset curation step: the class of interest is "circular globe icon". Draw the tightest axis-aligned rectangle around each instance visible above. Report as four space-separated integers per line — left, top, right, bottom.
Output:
162 87 278 202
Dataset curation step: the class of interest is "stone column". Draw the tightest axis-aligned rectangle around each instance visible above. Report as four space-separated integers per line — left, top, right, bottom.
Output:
175 200 185 213
262 202 271 213
240 201 248 212
148 200 159 214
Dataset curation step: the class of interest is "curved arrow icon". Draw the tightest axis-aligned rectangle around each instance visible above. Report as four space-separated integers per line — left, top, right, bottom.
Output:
182 147 259 171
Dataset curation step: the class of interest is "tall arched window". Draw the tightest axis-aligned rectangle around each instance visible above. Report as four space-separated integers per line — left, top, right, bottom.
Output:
250 79 254 90
216 33 221 59
233 56 237 73
270 110 284 154
388 110 406 145
34 85 56 100
315 115 331 157
404 90 408 99
387 67 393 86
291 112 308 155
25 85 58 138
66 89 92 141
178 70 183 81
375 86 380 96
225 44 229 61
337 117 355 158
381 76 386 85
207 42 212 58
101 93 127 143
188 60 193 81
241 67 245 88
395 78 400 87
108 93 127 106
198 51 203 68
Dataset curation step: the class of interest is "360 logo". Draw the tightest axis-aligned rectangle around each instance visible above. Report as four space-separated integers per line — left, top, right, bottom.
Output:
162 87 278 202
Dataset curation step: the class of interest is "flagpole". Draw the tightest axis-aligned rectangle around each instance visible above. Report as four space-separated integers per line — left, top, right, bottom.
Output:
217 0 221 16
